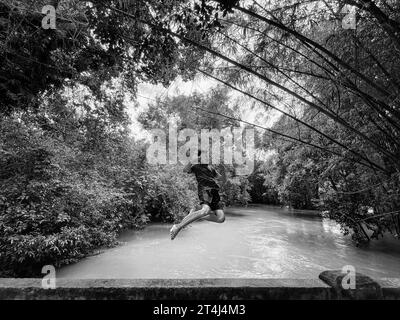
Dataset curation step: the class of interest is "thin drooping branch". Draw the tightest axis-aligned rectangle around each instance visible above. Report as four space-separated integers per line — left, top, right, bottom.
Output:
223 25 399 137
211 65 332 80
231 3 398 101
198 69 388 172
221 17 400 128
139 92 384 171
218 30 332 111
220 18 338 80
107 4 399 166
345 0 400 52
353 35 400 93
368 115 400 150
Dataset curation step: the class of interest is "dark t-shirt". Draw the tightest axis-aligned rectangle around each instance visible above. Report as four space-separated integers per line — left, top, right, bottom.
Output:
190 164 220 189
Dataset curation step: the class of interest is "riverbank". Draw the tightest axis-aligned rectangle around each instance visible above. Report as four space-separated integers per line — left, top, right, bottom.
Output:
250 203 322 217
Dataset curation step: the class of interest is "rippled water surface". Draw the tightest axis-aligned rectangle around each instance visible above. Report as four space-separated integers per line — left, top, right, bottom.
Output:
58 205 400 279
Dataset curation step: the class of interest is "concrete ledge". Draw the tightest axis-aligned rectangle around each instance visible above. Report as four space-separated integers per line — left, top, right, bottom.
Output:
0 278 399 300
0 278 330 300
377 278 400 300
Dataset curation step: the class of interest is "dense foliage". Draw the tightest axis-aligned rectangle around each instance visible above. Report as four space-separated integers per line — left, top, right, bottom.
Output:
0 79 199 276
210 0 400 243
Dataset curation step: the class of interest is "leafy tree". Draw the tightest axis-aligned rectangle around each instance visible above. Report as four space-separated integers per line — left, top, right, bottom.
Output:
0 0 216 114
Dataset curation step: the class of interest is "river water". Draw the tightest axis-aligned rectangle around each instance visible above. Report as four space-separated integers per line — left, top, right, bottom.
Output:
58 205 400 279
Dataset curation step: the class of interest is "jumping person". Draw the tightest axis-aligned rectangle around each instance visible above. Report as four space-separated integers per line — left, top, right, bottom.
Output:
170 151 225 240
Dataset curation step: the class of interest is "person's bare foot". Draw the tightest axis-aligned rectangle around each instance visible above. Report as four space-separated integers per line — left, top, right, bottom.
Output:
170 224 181 240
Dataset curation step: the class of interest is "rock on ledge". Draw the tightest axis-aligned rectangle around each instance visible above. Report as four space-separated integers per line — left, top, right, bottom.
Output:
319 270 382 299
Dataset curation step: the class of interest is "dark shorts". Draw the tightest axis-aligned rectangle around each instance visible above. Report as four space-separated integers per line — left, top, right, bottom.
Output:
197 185 224 211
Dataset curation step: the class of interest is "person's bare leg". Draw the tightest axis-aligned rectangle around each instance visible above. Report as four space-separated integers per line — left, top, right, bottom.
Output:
170 204 211 240
202 209 225 223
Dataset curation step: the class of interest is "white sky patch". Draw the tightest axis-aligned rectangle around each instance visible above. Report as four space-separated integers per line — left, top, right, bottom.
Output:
127 75 219 140
128 74 283 141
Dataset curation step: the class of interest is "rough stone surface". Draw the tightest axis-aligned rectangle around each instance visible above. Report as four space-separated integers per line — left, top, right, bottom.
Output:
0 278 330 300
0 277 399 300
